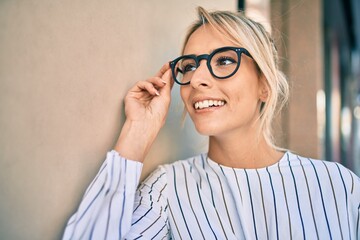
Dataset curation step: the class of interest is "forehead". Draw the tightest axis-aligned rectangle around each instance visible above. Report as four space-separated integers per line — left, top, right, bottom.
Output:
183 25 235 55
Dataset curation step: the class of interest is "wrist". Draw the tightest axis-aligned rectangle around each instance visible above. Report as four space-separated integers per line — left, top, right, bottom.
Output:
114 120 161 162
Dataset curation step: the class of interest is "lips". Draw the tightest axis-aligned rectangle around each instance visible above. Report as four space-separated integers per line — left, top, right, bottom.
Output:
194 99 226 110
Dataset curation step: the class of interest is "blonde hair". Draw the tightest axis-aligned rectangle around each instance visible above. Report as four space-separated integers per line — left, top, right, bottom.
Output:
182 7 289 149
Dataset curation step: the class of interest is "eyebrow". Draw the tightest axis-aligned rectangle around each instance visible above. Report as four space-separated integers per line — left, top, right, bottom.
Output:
183 48 216 56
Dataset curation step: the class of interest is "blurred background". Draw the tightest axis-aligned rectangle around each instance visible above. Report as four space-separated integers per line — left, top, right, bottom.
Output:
0 0 359 239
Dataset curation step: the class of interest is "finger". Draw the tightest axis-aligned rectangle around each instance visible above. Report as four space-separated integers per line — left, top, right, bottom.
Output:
133 80 160 96
168 63 177 89
155 62 171 78
160 67 172 84
146 77 167 88
169 71 175 90
159 68 173 95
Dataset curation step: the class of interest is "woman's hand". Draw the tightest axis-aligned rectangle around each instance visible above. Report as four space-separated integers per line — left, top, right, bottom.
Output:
114 63 174 162
124 63 173 128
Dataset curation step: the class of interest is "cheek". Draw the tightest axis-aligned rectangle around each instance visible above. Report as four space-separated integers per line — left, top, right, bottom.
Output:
226 84 260 111
180 87 189 105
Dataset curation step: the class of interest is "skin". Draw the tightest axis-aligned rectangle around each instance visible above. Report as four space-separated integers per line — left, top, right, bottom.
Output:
180 25 283 168
115 24 283 168
115 64 173 162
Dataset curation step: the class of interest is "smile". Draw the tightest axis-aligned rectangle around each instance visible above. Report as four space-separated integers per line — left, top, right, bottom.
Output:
194 100 226 110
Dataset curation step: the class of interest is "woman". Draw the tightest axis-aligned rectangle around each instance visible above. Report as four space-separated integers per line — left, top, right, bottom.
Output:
63 7 360 239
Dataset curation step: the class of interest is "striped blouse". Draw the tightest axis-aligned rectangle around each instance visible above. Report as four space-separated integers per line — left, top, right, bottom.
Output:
63 150 360 240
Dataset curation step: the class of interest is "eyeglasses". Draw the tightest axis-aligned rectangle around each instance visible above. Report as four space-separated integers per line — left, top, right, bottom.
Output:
170 46 252 85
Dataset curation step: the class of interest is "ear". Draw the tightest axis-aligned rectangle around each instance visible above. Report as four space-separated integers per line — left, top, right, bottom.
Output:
258 76 269 102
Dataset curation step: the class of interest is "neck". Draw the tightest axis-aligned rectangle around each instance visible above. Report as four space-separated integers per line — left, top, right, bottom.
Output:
207 127 283 169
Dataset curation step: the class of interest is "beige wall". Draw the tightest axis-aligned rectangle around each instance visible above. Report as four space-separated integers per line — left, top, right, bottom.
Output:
0 1 236 239
287 0 323 158
271 0 323 158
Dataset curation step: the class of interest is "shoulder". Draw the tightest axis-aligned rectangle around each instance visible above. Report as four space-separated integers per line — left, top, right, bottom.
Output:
160 153 206 172
141 153 206 184
289 151 358 177
288 151 360 199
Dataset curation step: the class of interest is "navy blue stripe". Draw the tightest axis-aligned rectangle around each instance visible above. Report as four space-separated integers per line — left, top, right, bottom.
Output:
219 165 226 176
266 167 279 240
255 169 269 240
151 220 167 240
233 169 243 204
169 222 175 240
173 165 193 239
89 218 96 240
157 183 167 202
278 162 292 238
140 214 162 234
357 204 360 240
335 163 351 240
89 157 119 240
119 159 128 237
84 162 108 198
133 182 148 213
287 154 306 239
182 163 205 239
189 158 194 173
159 220 170 240
131 202 153 226
244 169 258 240
192 159 203 189
348 169 354 194
309 159 332 239
161 227 170 240
195 162 228 239
201 155 215 206
297 156 319 239
322 161 344 239
194 158 202 188
196 183 217 239
207 159 235 234
148 172 166 194
167 200 182 240
105 155 115 195
131 191 154 226
67 161 108 236
71 183 106 239
133 234 143 239
104 160 123 240
76 183 105 224
133 196 143 213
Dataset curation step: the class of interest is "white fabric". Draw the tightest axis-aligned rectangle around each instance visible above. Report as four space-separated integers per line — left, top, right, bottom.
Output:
63 150 360 239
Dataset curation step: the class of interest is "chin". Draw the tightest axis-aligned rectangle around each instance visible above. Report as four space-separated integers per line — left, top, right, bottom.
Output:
193 122 223 136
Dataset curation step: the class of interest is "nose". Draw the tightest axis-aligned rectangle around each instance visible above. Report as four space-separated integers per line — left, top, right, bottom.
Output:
189 60 213 89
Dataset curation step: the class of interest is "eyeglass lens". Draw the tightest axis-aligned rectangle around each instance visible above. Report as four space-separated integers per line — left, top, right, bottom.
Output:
175 48 239 84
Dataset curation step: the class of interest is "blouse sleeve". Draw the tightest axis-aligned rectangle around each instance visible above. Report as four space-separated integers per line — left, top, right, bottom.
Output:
124 165 170 239
62 150 143 239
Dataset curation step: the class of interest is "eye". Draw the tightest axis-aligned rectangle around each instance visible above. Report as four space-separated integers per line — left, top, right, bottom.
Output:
216 56 236 66
182 64 197 73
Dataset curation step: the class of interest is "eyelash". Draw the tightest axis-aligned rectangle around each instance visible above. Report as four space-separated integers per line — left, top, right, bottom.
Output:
180 55 237 74
215 56 236 65
182 64 196 73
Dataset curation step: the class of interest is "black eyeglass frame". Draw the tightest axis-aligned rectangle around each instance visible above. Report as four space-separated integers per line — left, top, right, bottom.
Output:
169 46 252 85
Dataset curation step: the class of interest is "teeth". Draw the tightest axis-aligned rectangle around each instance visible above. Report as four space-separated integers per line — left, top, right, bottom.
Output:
203 100 209 108
194 100 225 109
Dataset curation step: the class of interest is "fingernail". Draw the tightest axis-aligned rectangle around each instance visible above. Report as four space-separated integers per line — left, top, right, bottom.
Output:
155 90 160 96
161 80 167 84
